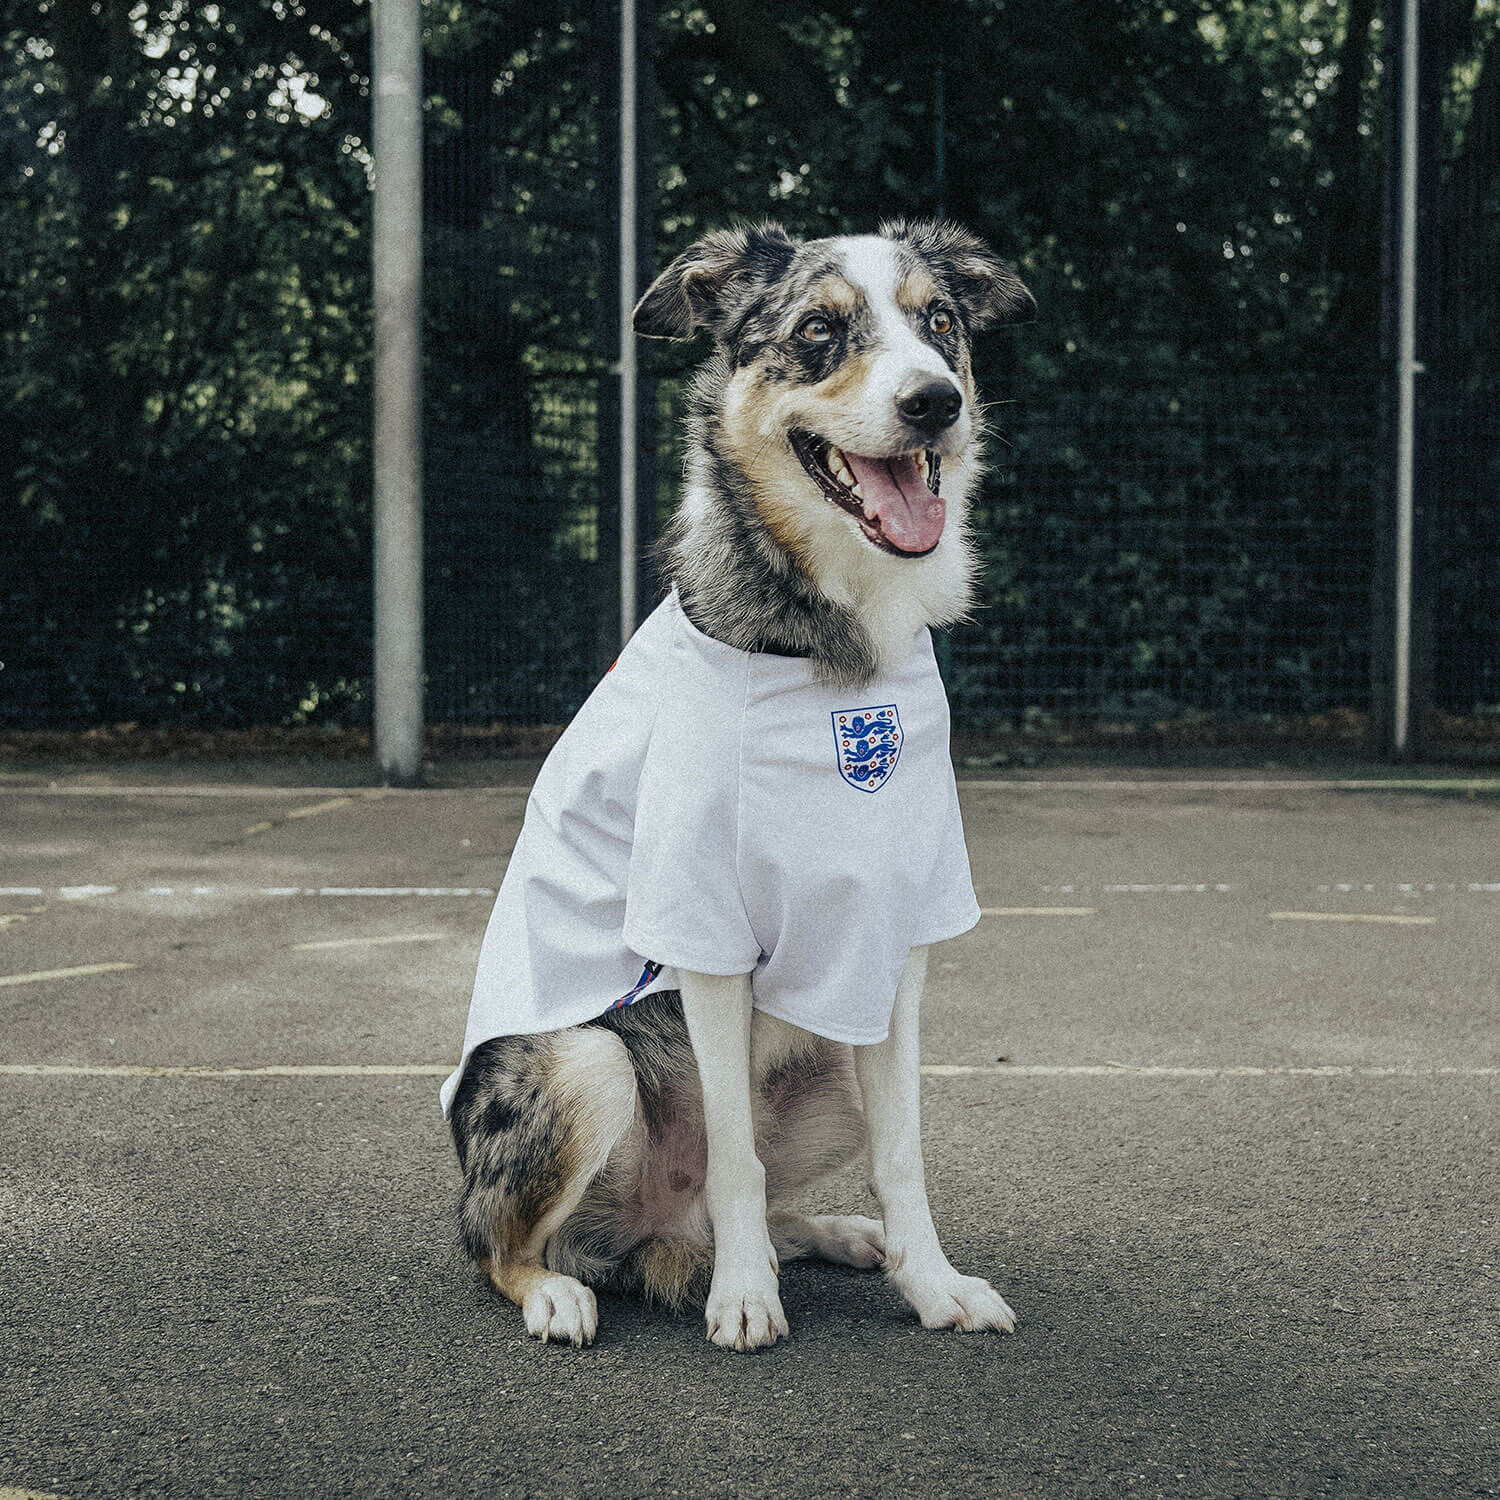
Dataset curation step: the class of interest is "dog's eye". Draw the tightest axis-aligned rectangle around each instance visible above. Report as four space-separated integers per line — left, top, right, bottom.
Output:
797 315 834 344
929 308 955 336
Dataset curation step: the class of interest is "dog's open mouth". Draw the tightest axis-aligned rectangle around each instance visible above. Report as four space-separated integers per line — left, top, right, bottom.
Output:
788 430 944 557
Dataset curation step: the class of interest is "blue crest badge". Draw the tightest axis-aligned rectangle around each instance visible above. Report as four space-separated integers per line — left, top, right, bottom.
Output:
832 705 903 793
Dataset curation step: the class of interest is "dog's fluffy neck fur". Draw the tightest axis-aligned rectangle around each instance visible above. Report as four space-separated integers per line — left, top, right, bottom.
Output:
664 351 979 688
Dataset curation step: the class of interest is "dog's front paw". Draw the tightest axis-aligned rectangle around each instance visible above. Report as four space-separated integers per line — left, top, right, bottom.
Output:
894 1261 1017 1335
521 1274 599 1347
705 1277 789 1352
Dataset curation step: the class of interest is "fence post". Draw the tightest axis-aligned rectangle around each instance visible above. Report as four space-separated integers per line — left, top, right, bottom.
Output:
372 0 425 785
1372 0 1439 760
596 0 656 668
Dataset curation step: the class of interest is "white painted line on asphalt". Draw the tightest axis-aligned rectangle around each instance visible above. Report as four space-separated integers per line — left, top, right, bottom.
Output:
0 784 530 798
981 906 1097 917
0 914 30 930
3 777 1498 799
1040 884 1238 895
959 779 1500 793
923 1063 1500 1077
309 887 494 897
0 1063 449 1078
0 1485 72 1499
3 886 498 898
284 796 357 820
242 820 274 836
0 962 136 989
1268 911 1437 926
1318 882 1500 894
1101 882 1235 894
2 1061 1495 1080
291 932 448 952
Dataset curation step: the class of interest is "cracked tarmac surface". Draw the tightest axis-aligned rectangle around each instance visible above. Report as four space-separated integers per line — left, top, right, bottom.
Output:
1 767 1497 1497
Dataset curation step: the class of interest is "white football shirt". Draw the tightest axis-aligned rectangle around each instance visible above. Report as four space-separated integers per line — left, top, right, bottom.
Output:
441 590 980 1114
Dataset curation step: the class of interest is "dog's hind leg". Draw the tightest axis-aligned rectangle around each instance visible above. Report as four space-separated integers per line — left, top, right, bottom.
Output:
768 1211 886 1269
757 1039 884 1269
449 1028 637 1346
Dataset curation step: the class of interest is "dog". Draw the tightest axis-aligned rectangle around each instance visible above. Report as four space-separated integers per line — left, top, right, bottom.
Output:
443 218 1034 1351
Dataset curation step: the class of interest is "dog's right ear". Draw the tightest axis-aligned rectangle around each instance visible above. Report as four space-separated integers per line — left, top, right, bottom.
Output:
633 223 798 340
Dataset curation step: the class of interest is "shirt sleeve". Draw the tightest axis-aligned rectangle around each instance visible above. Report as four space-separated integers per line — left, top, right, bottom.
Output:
621 643 762 975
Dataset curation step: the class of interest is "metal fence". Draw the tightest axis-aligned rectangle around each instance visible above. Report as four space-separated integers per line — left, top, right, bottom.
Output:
3 1 1496 749
411 9 1498 745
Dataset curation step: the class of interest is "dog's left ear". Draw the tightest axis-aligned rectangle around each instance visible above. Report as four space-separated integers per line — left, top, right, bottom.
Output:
633 222 799 340
881 218 1035 330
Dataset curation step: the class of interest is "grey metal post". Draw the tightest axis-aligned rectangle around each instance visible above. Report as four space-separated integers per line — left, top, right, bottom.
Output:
1391 0 1420 756
372 0 425 784
617 0 639 649
1373 0 1438 760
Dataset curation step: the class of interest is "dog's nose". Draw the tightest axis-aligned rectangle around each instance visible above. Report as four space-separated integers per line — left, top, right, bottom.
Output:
896 380 963 437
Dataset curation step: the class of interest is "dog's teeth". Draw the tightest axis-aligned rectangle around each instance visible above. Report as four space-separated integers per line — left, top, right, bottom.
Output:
835 464 856 489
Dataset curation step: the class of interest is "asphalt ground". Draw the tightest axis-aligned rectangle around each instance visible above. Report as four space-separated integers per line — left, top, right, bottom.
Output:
1 765 1497 1498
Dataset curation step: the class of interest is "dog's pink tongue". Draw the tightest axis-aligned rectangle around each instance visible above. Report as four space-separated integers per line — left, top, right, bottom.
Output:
843 452 945 554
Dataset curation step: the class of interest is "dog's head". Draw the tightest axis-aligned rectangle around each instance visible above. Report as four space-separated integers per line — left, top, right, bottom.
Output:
635 220 1032 562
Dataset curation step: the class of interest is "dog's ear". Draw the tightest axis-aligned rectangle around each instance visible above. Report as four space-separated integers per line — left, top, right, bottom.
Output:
633 222 799 340
881 218 1035 330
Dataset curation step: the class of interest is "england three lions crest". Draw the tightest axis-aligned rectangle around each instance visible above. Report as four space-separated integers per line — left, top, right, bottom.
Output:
832 705 903 793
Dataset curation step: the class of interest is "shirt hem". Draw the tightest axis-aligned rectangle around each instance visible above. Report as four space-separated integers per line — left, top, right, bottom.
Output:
619 930 760 978
747 996 891 1047
911 902 983 948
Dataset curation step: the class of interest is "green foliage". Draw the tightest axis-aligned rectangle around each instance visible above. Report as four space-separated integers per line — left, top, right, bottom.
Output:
1 0 374 727
1 0 1494 728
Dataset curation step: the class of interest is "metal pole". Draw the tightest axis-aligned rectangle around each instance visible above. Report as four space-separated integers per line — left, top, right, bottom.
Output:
1391 0 1420 756
372 0 424 785
934 53 946 223
617 0 639 649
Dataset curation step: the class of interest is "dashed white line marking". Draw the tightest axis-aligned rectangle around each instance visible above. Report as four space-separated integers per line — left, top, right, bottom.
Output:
0 1063 449 1078
1268 911 1438 926
5 886 498 898
0 784 529 798
2 778 1496 799
1318 882 1500 894
284 796 357 820
5 882 1492 904
1101 883 1236 894
1042 884 1238 895
0 1062 1494 1080
0 962 136 989
960 779 1500 793
922 1063 1500 1077
291 932 448 952
309 887 494 897
982 906 1097 917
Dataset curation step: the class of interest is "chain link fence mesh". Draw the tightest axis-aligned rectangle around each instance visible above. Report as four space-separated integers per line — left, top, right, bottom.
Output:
3 1 1495 749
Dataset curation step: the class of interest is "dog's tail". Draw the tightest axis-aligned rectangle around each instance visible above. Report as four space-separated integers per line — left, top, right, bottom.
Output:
609 1235 715 1311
